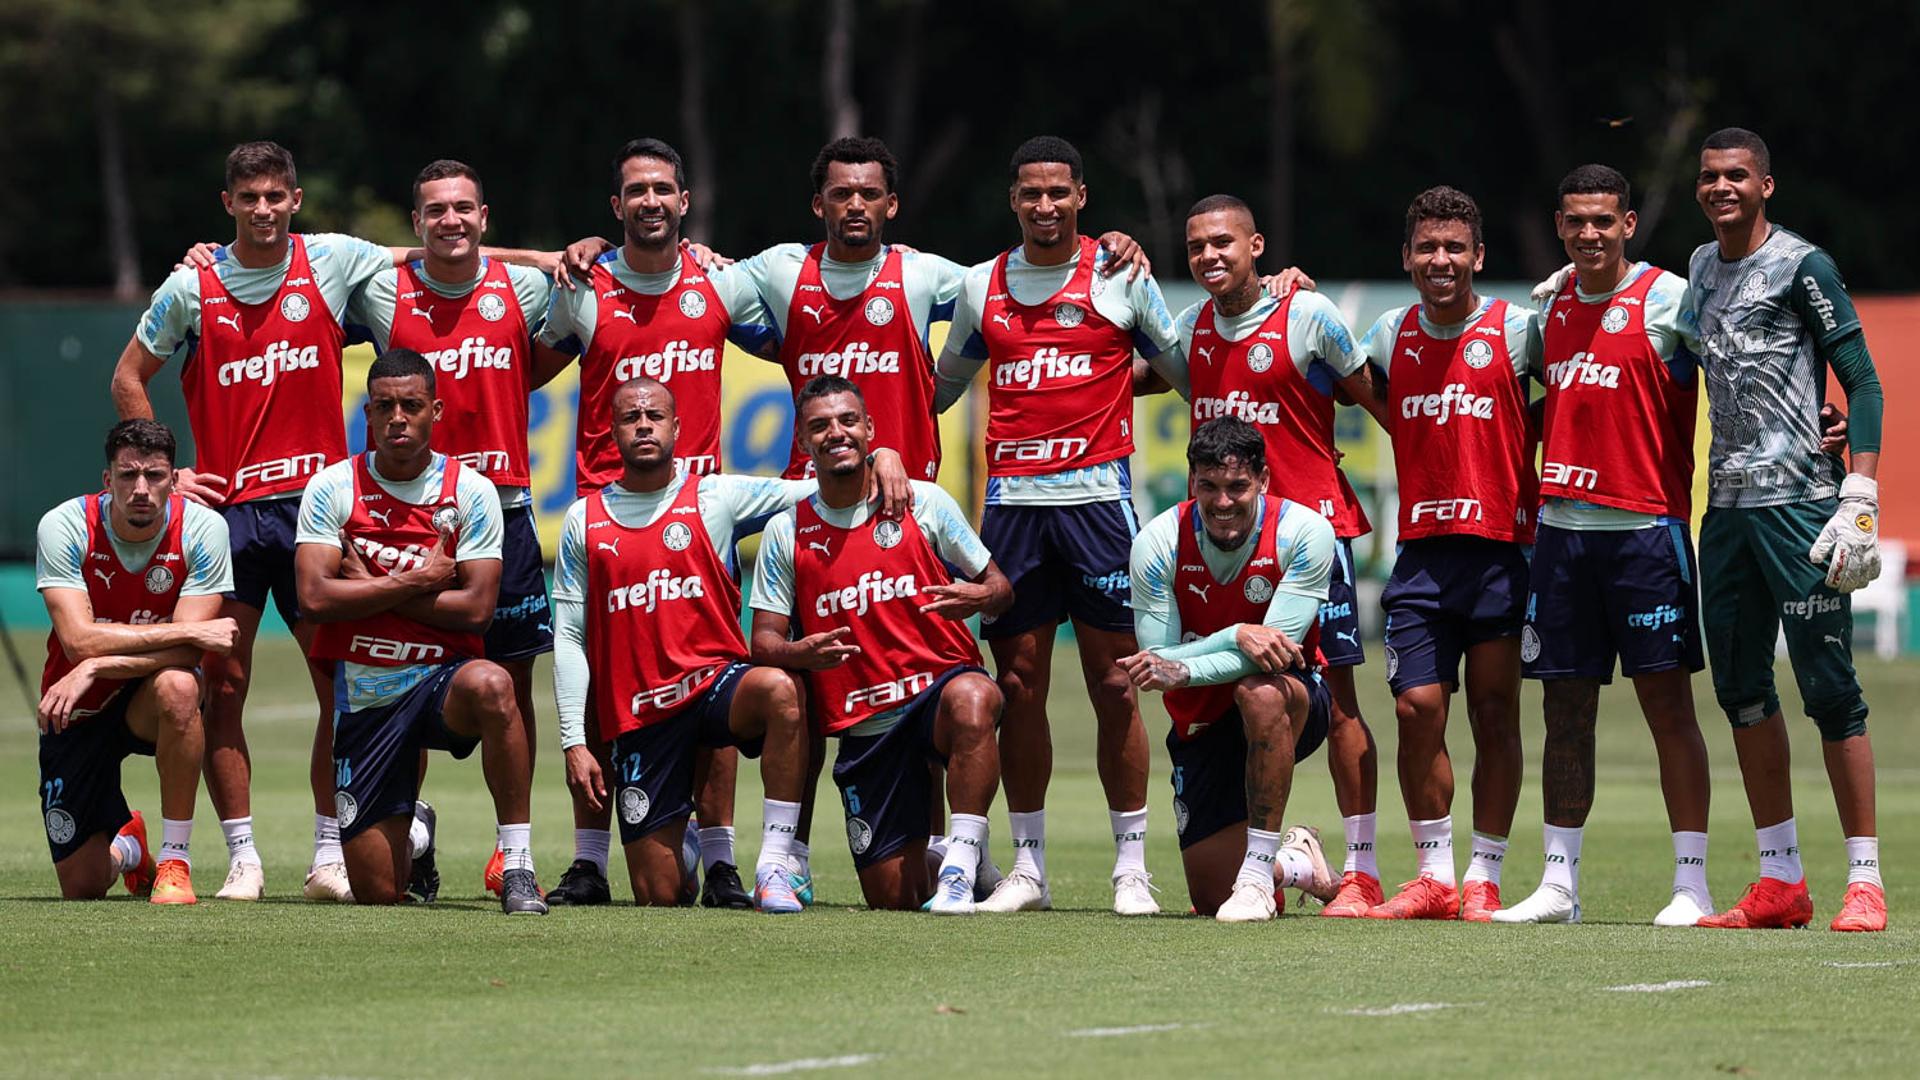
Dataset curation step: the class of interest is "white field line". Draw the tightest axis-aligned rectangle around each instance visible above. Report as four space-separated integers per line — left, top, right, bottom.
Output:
1824 960 1911 969
1604 980 1712 993
1066 1022 1208 1038
1334 1002 1473 1017
704 1055 884 1076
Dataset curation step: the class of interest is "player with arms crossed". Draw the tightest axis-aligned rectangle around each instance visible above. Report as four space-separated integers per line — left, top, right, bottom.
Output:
1120 418 1341 921
750 376 1011 913
933 136 1186 915
294 349 546 913
35 420 239 904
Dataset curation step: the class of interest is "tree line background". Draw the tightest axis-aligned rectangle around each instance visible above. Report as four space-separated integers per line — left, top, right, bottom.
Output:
2 0 1915 300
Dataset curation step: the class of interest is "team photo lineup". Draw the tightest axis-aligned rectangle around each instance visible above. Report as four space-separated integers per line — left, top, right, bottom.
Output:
36 122 1894 937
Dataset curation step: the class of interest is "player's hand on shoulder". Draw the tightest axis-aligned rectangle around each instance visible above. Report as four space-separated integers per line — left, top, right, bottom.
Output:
917 581 991 621
173 467 228 507
1097 231 1150 282
1261 267 1316 297
563 745 608 813
173 241 222 272
1117 649 1189 692
681 238 733 272
1530 263 1574 306
790 626 862 670
189 617 241 656
1235 624 1303 673
864 449 915 519
556 236 615 290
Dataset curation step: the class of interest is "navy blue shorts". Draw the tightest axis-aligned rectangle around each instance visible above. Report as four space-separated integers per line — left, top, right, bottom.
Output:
332 662 478 843
1318 538 1366 668
1381 536 1530 696
223 498 303 627
1523 522 1704 682
1167 671 1330 850
38 688 154 864
485 505 554 661
832 665 984 869
610 662 757 845
978 500 1137 638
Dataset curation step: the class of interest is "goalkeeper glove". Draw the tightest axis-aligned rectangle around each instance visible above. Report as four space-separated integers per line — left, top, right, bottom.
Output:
1809 473 1881 592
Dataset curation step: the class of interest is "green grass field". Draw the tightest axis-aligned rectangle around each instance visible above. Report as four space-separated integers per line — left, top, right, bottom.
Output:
1 631 1915 1077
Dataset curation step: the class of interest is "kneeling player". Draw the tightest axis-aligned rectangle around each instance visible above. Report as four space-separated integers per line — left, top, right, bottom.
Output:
750 376 1011 913
294 349 546 913
1120 418 1340 922
35 420 239 903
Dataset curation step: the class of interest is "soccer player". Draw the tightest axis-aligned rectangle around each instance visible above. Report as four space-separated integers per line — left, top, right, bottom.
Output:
1119 418 1342 922
1351 187 1536 921
932 136 1186 915
1685 128 1887 932
1494 165 1716 927
293 349 546 913
1166 194 1391 917
548 376 912 910
34 420 239 904
749 376 1011 913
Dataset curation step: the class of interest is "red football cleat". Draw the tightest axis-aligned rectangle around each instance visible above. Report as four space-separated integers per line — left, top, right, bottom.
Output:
1459 880 1502 922
1321 872 1385 918
1366 876 1460 920
118 811 156 898
1829 882 1887 932
149 859 197 905
484 848 505 896
1698 877 1813 929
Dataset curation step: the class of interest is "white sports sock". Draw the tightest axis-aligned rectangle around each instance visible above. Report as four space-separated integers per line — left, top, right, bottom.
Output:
1410 816 1455 886
1110 806 1148 876
1672 831 1709 898
1845 836 1882 888
160 817 193 868
109 832 143 875
408 810 431 859
1463 831 1508 886
1342 813 1379 879
1009 809 1047 881
1542 824 1583 894
497 823 533 874
1756 818 1802 883
575 827 612 874
220 817 259 867
313 814 343 868
940 814 988 879
788 839 812 877
757 799 801 876
699 825 737 871
1237 827 1283 891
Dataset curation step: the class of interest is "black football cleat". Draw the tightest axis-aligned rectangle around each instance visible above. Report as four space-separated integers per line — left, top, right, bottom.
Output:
405 801 439 904
546 858 612 906
700 861 754 909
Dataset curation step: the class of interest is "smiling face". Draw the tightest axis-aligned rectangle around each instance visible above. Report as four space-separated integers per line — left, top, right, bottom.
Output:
1185 208 1263 297
103 450 176 531
1402 218 1483 311
611 381 679 470
1011 162 1084 249
413 176 488 262
221 172 301 252
1190 458 1269 550
1555 192 1636 282
612 156 687 250
798 390 873 477
814 160 896 250
1696 147 1773 232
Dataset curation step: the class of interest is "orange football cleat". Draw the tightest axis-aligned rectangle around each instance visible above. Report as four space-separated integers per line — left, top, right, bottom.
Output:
1321 872 1385 918
1459 880 1502 922
1829 882 1887 932
484 848 505 896
118 811 156 898
149 859 196 905
1698 877 1812 929
1366 876 1459 920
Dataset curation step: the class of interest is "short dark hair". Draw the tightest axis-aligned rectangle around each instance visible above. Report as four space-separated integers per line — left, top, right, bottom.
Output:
1558 163 1631 212
1010 136 1083 182
1404 185 1482 247
797 374 864 409
810 137 898 195
225 141 297 190
1188 418 1267 476
613 138 686 193
368 348 435 394
1701 127 1771 176
412 159 484 208
104 419 176 466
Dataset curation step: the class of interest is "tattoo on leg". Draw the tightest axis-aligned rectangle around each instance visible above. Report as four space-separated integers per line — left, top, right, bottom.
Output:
1541 680 1599 825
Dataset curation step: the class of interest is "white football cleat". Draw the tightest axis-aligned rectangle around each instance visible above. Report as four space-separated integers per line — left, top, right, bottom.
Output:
976 870 1051 913
1112 869 1161 916
928 867 977 916
303 861 354 903
1280 825 1339 903
215 860 265 901
1653 889 1714 927
1490 882 1580 923
1215 881 1278 923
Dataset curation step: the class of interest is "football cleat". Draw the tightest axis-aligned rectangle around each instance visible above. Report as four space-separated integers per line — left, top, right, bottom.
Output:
215 859 264 901
928 866 977 916
118 811 156 898
1215 881 1278 923
1366 876 1459 920
150 859 196 905
1490 883 1579 924
1321 872 1384 918
547 859 613 907
1698 877 1813 929
754 866 804 914
303 862 354 903
1112 869 1161 916
483 848 505 896
499 868 549 915
1281 825 1339 903
405 801 439 904
1829 882 1887 933
977 870 1051 913
1459 879 1503 922
701 861 754 910
1653 889 1714 927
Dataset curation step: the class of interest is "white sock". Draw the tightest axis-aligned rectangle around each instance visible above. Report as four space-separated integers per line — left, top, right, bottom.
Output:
788 840 812 877
313 814 343 868
1672 831 1709 898
1542 824 1583 895
220 817 259 867
110 832 144 875
1410 816 1455 886
1463 831 1507 885
1845 836 1882 888
1110 806 1148 876
409 811 431 859
160 817 193 869
940 814 988 880
1237 827 1282 891
1342 812 1379 879
757 799 801 876
1009 809 1047 881
699 825 737 871
497 822 533 874
575 827 612 875
1756 818 1802 883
